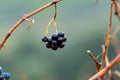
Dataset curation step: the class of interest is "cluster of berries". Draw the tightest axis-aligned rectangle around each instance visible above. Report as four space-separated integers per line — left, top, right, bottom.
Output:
42 31 67 50
0 67 11 80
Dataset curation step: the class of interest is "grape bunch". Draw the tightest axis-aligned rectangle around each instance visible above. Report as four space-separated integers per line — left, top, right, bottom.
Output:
0 66 11 80
42 31 67 50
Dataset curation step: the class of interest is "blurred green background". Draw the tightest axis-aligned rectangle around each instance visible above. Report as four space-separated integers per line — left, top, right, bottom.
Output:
0 0 120 80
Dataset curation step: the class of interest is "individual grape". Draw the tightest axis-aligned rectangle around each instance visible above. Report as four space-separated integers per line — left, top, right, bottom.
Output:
58 43 65 48
51 45 58 50
58 31 64 37
0 75 4 80
51 34 58 40
41 36 48 42
47 37 52 44
57 37 63 43
4 72 11 79
63 37 67 42
52 40 57 45
46 42 51 48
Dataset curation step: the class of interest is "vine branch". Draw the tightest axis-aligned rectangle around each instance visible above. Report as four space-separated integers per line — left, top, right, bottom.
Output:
89 53 120 80
101 1 113 67
0 0 62 49
87 50 101 72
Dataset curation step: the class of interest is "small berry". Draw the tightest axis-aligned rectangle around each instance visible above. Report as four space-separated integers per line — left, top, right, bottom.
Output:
58 43 65 48
52 40 57 45
46 43 51 48
63 37 67 42
4 72 11 79
0 67 3 74
51 34 58 40
58 31 64 37
51 45 58 50
57 37 63 43
41 36 48 42
47 38 52 44
0 75 4 80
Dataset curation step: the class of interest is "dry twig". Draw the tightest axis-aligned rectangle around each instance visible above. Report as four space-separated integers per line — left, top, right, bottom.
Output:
112 0 120 19
87 50 101 72
111 25 120 54
89 53 120 80
88 1 120 79
100 1 113 67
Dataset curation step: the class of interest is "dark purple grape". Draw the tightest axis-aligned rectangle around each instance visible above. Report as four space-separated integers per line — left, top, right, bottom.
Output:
58 31 64 37
52 40 57 45
57 37 63 43
51 45 58 50
51 34 58 40
0 75 4 80
47 37 52 44
46 43 51 48
4 72 11 79
63 37 67 42
58 43 65 48
41 36 48 42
